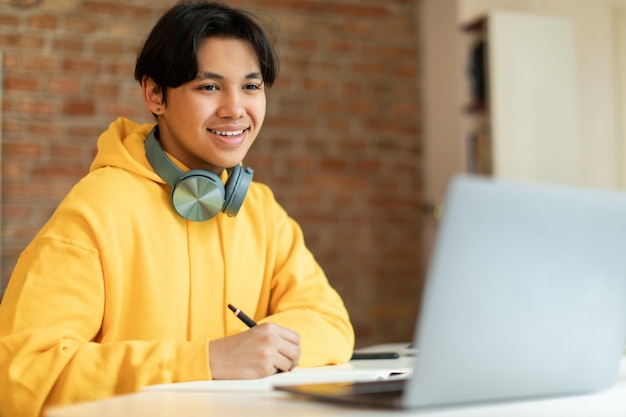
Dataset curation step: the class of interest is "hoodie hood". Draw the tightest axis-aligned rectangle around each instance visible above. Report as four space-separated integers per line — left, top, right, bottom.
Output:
90 117 162 183
91 116 233 186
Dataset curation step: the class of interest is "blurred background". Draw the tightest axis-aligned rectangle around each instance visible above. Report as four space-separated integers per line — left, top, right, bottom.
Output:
1 0 626 348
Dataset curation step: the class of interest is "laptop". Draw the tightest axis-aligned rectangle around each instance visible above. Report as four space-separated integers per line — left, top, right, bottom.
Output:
275 175 626 409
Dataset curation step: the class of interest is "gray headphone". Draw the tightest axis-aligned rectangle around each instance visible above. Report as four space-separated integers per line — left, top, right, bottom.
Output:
144 126 253 222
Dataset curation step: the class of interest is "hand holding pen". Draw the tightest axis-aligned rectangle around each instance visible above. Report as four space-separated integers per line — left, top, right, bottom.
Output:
207 304 301 380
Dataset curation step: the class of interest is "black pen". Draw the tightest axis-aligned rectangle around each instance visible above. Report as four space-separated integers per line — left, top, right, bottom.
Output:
228 304 257 328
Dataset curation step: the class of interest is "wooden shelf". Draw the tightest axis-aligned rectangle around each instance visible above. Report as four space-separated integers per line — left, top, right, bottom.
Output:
459 10 577 182
461 15 486 33
463 101 487 115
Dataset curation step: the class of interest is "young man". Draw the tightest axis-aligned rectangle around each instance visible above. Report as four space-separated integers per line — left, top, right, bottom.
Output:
0 2 355 416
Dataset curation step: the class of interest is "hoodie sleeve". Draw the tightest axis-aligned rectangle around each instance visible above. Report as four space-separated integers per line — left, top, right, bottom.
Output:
245 186 355 365
0 238 210 417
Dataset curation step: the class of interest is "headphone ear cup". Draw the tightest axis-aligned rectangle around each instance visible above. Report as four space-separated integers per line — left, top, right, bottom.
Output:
223 166 254 217
171 170 226 221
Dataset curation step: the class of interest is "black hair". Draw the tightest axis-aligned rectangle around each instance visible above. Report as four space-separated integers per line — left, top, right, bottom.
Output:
134 1 279 103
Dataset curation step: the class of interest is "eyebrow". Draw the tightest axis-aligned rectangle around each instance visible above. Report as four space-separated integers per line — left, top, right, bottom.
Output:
197 71 263 80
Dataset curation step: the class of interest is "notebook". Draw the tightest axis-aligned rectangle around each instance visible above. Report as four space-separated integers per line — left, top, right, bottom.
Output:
275 175 626 409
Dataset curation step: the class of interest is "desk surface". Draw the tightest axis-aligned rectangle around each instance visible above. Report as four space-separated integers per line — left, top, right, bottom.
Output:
45 344 626 417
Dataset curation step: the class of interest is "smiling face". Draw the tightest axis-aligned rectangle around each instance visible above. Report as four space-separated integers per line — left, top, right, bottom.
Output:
142 37 266 174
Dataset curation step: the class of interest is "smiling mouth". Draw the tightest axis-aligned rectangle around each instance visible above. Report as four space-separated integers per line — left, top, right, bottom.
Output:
208 128 246 136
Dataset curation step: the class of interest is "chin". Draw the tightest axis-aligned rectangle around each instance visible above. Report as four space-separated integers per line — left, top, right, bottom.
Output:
219 154 248 169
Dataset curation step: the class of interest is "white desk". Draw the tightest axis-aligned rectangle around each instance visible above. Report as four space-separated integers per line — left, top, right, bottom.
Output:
45 345 626 417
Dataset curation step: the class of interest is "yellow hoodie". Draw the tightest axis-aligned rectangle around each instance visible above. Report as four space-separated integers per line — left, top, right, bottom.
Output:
0 117 355 417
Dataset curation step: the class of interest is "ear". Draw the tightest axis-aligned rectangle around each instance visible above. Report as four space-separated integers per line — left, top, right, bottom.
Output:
141 76 164 115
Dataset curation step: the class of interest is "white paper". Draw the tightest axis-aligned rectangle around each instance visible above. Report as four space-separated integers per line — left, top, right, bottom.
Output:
144 366 412 393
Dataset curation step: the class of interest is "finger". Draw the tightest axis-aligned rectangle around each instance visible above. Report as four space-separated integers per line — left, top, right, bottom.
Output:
276 336 300 369
268 323 300 345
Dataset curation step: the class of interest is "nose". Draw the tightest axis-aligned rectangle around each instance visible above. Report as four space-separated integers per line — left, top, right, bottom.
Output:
217 90 245 119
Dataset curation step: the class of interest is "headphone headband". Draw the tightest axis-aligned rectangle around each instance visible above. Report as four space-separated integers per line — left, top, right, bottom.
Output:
144 129 182 185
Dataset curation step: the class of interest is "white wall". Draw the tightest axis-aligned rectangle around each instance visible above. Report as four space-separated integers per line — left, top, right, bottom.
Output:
612 3 626 187
420 0 464 205
419 0 463 265
487 11 579 184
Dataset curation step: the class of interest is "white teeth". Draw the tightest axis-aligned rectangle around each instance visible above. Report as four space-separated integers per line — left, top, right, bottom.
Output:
210 129 244 136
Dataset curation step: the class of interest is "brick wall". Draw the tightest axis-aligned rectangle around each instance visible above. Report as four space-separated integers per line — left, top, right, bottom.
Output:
0 0 423 348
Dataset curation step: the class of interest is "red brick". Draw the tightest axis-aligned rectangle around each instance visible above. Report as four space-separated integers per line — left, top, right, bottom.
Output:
2 224 41 242
65 16 99 34
339 139 366 151
356 159 382 172
4 141 42 158
107 62 134 76
62 100 95 116
22 54 57 71
1 34 46 48
365 121 418 136
93 41 125 55
54 38 85 53
2 52 20 69
103 104 142 119
67 126 106 140
49 143 84 158
347 99 375 115
1 204 33 219
13 97 56 116
4 75 40 91
27 13 58 30
0 13 19 26
32 165 87 178
47 76 82 94
286 155 313 170
89 82 119 97
287 38 318 51
265 115 315 129
395 64 418 78
351 62 388 76
3 119 23 134
388 102 419 117
80 1 152 17
2 0 37 7
281 57 309 72
63 58 100 74
28 122 62 137
302 78 329 93
328 3 389 18
2 160 27 178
